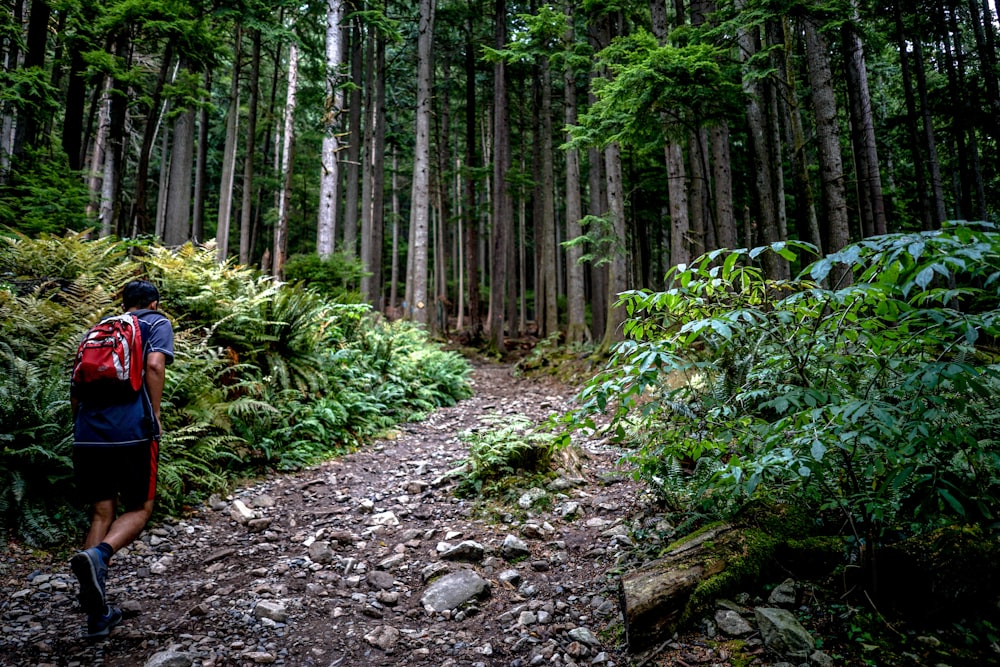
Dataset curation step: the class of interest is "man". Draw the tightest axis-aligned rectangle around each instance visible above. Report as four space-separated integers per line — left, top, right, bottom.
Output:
70 280 174 639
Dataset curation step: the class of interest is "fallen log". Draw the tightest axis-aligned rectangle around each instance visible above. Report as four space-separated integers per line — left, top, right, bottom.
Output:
619 522 784 652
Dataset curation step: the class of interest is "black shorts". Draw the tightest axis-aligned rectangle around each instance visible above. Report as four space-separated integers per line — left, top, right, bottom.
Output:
73 439 159 509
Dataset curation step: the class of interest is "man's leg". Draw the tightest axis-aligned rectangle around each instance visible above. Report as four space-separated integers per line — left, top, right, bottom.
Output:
100 499 154 553
82 499 117 549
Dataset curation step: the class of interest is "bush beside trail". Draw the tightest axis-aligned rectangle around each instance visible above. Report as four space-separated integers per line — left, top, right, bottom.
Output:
0 232 471 547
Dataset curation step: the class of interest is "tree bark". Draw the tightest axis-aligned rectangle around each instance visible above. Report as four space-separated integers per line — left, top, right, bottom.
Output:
360 29 376 301
274 42 299 278
892 2 934 231
12 0 50 160
344 8 363 257
779 17 821 253
488 0 512 353
408 0 435 326
913 39 946 226
803 16 851 283
564 1 587 344
132 41 174 236
318 0 345 259
370 33 387 307
540 56 558 338
239 29 261 264
620 524 741 651
217 26 242 261
192 67 212 243
463 5 481 331
163 81 194 246
842 7 887 236
600 142 626 352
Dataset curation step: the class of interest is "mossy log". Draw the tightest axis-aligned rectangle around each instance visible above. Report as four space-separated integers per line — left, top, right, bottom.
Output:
619 523 780 652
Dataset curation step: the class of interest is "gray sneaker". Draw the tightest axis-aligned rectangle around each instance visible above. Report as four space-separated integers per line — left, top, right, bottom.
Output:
85 604 122 639
71 547 107 615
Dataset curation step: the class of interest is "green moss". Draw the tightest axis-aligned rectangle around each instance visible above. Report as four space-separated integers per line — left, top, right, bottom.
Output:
662 520 729 553
682 528 781 623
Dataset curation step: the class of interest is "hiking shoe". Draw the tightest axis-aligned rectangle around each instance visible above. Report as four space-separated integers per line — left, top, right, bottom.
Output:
85 605 122 639
71 547 107 615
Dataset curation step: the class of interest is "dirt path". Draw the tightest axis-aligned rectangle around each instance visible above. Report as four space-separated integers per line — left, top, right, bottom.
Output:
3 361 655 667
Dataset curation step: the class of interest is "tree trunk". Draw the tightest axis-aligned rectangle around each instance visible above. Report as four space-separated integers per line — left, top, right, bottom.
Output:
192 67 211 243
564 1 587 343
370 33 387 307
132 41 175 236
600 142 626 353
274 42 299 278
764 34 790 280
892 2 934 231
12 0 50 160
620 524 741 651
318 0 345 259
435 56 453 329
488 0 512 353
100 35 130 237
239 29 261 265
803 16 851 283
913 39 946 226
463 6 481 331
966 0 1000 140
360 30 376 301
408 0 435 326
842 7 887 236
780 17 822 253
540 56 558 338
163 103 194 246
217 26 242 261
710 124 737 250
588 140 607 340
86 76 111 221
0 0 23 175
344 8 363 256
390 150 400 312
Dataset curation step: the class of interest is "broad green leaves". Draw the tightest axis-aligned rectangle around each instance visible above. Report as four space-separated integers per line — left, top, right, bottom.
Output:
575 223 1000 542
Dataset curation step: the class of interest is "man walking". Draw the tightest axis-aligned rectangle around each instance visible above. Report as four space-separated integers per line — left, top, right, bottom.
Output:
70 280 174 639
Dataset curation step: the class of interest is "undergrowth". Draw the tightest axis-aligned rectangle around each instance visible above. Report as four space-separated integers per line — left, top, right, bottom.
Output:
0 232 472 545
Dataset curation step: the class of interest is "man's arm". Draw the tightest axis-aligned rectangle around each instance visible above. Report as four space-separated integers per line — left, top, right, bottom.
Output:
145 351 167 431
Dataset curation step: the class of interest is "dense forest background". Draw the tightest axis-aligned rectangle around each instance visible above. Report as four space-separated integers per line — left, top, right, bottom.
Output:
3 0 997 352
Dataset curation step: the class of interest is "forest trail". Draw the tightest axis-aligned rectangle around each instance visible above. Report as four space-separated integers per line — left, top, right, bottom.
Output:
3 361 667 667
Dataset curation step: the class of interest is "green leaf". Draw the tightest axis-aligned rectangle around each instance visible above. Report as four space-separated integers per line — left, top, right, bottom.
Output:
914 266 935 290
938 488 966 516
810 439 826 461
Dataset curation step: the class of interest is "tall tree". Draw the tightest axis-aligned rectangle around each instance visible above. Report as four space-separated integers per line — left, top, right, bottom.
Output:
803 15 851 281
216 26 242 261
408 0 435 326
488 0 512 352
239 28 262 264
344 8 363 256
274 41 299 277
842 4 887 236
463 2 481 331
163 64 196 246
563 1 587 343
318 0 345 258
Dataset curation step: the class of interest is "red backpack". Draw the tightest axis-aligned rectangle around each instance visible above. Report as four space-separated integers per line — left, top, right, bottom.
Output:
71 313 144 397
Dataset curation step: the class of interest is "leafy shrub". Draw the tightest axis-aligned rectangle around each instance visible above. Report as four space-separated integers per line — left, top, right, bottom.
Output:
576 224 1000 570
455 414 568 497
0 235 472 544
283 252 366 303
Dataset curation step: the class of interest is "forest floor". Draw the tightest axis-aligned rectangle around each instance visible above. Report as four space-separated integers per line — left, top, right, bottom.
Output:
2 356 997 667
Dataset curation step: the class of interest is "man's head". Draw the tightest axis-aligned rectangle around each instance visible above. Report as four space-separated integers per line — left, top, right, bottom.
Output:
122 280 160 311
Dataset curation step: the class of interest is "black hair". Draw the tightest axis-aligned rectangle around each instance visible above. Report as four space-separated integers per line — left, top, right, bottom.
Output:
122 280 160 310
